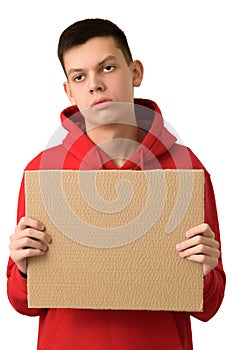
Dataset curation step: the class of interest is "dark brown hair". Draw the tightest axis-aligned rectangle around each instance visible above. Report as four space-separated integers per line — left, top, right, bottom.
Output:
58 18 133 76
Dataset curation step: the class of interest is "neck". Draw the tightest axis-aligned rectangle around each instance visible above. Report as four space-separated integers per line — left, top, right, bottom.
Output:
87 123 141 168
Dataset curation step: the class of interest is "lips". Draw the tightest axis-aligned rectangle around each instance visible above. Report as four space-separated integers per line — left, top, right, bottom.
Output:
91 98 113 109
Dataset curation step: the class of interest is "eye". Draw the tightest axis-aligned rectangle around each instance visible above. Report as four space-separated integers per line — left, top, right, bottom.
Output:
103 65 115 73
74 74 85 82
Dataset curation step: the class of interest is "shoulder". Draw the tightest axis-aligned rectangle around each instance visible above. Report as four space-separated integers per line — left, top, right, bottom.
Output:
169 143 209 173
24 144 67 170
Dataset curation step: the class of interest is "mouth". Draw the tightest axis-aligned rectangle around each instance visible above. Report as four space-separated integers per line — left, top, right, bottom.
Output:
91 98 113 110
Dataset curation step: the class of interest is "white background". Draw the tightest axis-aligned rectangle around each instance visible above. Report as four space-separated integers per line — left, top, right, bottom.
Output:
0 0 233 349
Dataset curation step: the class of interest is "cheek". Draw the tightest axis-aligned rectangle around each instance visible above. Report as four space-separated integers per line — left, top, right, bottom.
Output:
113 76 134 101
71 89 87 109
121 80 134 100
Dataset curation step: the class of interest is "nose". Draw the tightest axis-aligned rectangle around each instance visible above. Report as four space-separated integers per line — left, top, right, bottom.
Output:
89 73 105 94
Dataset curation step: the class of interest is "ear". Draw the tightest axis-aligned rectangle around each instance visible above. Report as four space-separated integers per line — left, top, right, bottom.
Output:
132 60 144 87
63 82 76 105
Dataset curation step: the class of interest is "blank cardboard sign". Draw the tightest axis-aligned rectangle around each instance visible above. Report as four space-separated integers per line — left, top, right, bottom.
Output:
25 169 204 311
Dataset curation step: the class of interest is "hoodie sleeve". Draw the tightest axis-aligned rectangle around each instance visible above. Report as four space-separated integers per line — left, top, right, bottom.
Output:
191 170 226 321
7 176 43 317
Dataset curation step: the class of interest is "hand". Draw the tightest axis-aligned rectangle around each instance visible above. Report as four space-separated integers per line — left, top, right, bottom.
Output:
9 217 51 275
176 223 220 276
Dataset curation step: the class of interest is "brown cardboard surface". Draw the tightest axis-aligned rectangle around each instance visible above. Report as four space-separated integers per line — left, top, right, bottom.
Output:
25 170 204 311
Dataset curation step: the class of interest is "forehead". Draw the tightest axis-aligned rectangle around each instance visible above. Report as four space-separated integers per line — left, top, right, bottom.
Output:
63 36 125 71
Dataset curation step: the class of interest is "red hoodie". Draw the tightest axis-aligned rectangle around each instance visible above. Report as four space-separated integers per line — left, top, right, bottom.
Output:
7 99 225 350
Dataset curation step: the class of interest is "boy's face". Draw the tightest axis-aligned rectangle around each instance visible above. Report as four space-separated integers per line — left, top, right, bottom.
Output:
63 36 143 114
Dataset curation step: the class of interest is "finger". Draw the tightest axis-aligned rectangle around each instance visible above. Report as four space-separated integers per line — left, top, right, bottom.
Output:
10 227 51 245
185 255 218 276
9 236 49 252
186 254 211 264
15 217 45 233
185 223 214 239
178 244 220 259
176 235 219 252
11 247 47 263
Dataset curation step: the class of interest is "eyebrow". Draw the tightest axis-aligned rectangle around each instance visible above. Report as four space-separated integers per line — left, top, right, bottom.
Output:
67 55 118 76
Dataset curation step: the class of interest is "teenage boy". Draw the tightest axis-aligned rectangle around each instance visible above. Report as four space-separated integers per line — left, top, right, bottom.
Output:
7 18 225 350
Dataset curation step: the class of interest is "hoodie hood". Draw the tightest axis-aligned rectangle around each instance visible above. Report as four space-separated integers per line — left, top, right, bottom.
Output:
60 98 177 170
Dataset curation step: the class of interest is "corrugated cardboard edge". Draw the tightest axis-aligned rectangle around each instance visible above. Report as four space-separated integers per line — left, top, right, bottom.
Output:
25 169 204 311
